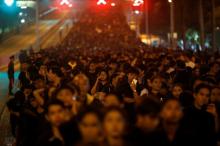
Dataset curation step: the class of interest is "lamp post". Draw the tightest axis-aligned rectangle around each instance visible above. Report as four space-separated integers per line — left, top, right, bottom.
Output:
35 0 40 50
168 0 175 50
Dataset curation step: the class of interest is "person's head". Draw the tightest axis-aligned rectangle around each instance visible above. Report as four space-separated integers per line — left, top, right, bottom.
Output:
209 62 220 75
211 86 220 103
103 106 127 139
98 70 108 82
160 98 183 124
193 83 211 109
78 107 102 143
148 75 163 93
127 67 139 82
47 67 63 82
21 84 33 98
104 94 122 107
54 85 79 107
45 99 67 127
10 55 15 61
89 62 96 72
136 98 161 133
172 83 184 99
34 77 45 89
193 78 203 90
73 74 90 95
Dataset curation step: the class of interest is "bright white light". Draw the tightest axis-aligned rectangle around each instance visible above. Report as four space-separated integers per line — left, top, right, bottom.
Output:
97 0 107 5
68 4 73 7
133 0 144 6
168 0 172 3
60 0 70 5
21 19 25 24
4 0 14 7
217 27 220 30
19 12 23 16
134 10 140 14
111 3 116 7
21 6 27 9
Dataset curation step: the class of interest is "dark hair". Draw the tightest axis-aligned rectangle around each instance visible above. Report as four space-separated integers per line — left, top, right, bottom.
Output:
136 98 161 116
162 98 180 107
77 106 103 122
194 83 211 94
45 99 65 114
103 106 127 121
127 67 139 75
54 84 79 98
48 66 63 77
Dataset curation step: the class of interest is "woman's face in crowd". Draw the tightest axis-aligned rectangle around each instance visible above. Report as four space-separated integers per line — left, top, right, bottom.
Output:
99 71 108 81
151 78 162 92
211 88 220 103
79 113 102 142
103 110 125 138
161 100 183 123
194 88 210 108
172 85 183 98
57 89 76 107
47 105 66 127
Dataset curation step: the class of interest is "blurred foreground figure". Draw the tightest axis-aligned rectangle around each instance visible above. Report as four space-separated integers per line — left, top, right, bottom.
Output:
8 55 15 95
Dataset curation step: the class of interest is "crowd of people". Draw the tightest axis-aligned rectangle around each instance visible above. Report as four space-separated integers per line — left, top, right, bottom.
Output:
6 4 220 146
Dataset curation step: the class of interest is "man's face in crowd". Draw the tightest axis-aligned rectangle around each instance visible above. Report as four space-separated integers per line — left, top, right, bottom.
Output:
211 63 220 74
79 113 102 142
161 100 183 124
194 88 210 108
103 111 125 138
73 75 90 94
211 88 220 103
136 114 160 133
47 105 66 127
57 89 76 107
89 63 96 72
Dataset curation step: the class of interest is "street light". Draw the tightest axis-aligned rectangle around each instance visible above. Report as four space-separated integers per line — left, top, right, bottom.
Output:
168 0 175 50
35 0 40 50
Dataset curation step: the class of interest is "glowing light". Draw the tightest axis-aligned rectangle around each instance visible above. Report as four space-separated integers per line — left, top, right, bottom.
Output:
134 10 140 14
168 0 172 3
97 0 107 5
4 0 14 7
60 0 70 5
111 3 116 7
68 4 73 7
21 19 25 24
19 12 23 16
133 0 144 6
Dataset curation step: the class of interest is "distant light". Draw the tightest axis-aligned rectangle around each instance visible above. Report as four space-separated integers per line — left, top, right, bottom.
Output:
133 0 144 6
60 0 70 5
21 6 27 9
68 4 73 7
134 10 140 14
217 27 220 30
21 19 25 24
19 12 23 16
168 0 172 3
4 0 14 7
111 3 116 7
97 0 107 5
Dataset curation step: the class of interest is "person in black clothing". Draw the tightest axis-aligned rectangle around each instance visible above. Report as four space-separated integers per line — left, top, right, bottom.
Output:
157 98 185 146
91 70 110 95
182 83 217 146
128 98 161 146
35 99 67 146
8 55 15 95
